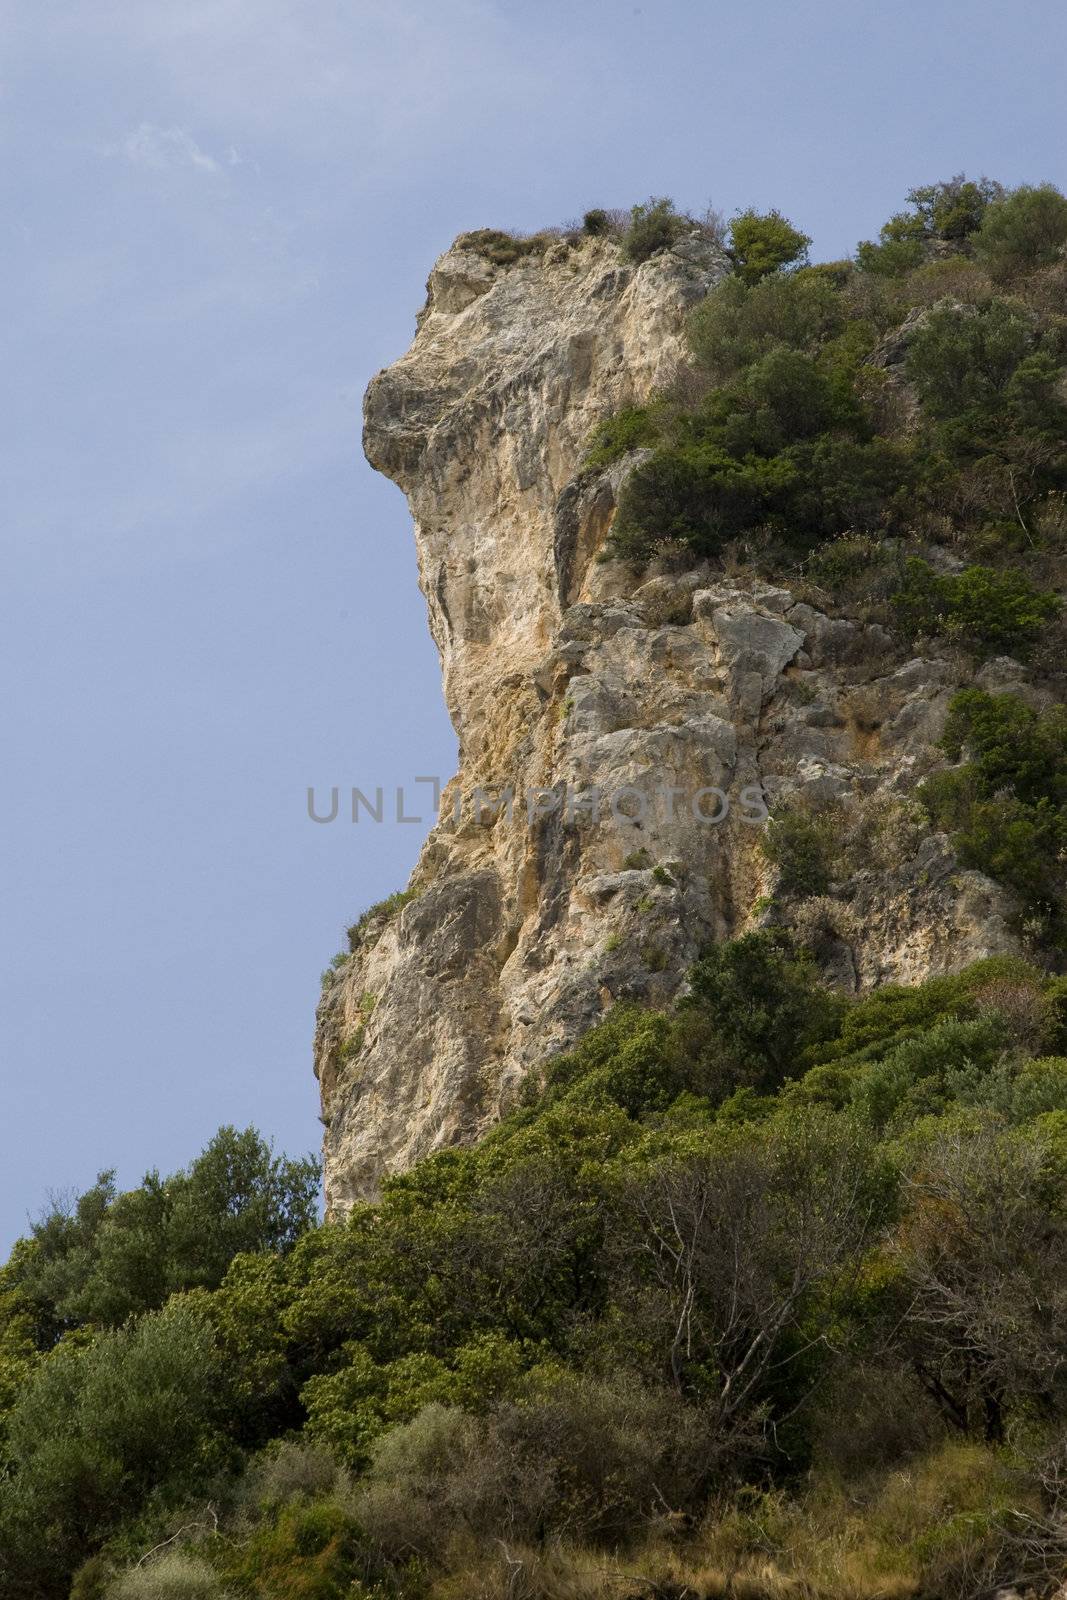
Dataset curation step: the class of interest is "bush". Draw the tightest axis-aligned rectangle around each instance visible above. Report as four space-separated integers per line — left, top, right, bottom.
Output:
456 228 558 268
847 1015 1010 1131
760 801 843 898
220 1498 364 1600
857 177 1004 278
856 211 927 278
583 404 658 470
12 939 1067 1595
622 197 686 263
939 689 1067 805
357 1374 713 1555
543 1006 692 1116
685 930 843 1090
0 1304 223 1594
109 1555 229 1600
687 269 845 382
921 689 1067 931
804 532 901 601
10 1128 319 1334
599 178 1067 568
908 174 1004 241
975 183 1067 282
71 1555 117 1600
241 1440 345 1512
905 300 1037 422
893 559 1059 657
891 1120 1067 1438
605 322 910 561
728 208 811 284
609 442 792 559
856 174 1004 275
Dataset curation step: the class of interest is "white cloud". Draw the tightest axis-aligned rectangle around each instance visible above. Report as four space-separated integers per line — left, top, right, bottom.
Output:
46 1 559 167
121 122 222 174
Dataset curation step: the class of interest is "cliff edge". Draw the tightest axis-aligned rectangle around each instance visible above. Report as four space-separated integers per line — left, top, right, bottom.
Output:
315 228 1019 1213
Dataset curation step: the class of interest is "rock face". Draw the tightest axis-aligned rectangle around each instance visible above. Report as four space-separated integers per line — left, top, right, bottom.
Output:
315 229 1020 1215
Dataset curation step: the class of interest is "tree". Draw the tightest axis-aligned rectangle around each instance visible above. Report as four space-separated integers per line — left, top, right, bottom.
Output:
685 931 844 1091
905 300 1036 423
892 1120 1067 1441
906 174 1004 241
607 1115 882 1461
165 1126 319 1293
728 208 811 284
0 1304 223 1598
975 183 1067 282
6 1128 319 1337
856 174 1004 274
688 268 844 382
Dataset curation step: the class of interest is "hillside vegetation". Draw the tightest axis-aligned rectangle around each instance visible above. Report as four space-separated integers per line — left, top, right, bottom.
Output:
6 939 1067 1598
588 177 1067 951
5 179 1067 1600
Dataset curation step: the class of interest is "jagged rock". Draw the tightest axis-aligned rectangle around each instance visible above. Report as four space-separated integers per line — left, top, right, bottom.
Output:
316 230 1023 1213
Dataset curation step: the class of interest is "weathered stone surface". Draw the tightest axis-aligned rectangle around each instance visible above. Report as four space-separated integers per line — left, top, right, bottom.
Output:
316 229 1022 1214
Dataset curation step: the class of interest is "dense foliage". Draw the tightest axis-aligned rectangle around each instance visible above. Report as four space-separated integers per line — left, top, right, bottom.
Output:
589 177 1067 644
6 941 1067 1598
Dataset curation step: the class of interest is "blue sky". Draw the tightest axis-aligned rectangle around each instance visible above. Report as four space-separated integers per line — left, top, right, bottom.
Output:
2 0 1065 1249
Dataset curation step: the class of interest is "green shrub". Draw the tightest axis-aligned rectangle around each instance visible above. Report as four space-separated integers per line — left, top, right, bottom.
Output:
0 1305 223 1592
718 346 839 450
583 405 658 470
908 174 1004 241
780 433 910 537
12 940 1067 1594
622 848 652 870
8 1129 318 1336
601 186 1067 567
685 931 844 1090
220 1499 364 1600
606 333 909 560
939 689 1067 804
893 558 1059 657
847 1016 1010 1131
921 690 1067 931
760 802 842 898
905 300 1037 422
622 196 685 263
456 228 556 268
975 182 1067 282
356 1373 713 1555
688 269 845 381
609 442 791 559
242 1440 345 1513
856 175 1004 275
856 212 927 278
805 532 901 600
581 207 612 236
728 208 811 284
543 1006 691 1116
71 1555 117 1600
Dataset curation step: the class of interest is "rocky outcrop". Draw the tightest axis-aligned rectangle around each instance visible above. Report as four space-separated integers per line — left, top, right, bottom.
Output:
315 229 1020 1214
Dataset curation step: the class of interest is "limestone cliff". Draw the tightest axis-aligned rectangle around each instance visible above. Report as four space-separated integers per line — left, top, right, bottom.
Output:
315 228 1021 1214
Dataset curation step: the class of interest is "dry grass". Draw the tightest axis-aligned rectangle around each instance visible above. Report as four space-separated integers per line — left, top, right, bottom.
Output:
423 1440 1036 1600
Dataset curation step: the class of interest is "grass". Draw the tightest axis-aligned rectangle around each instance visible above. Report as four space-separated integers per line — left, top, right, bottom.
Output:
346 889 419 953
